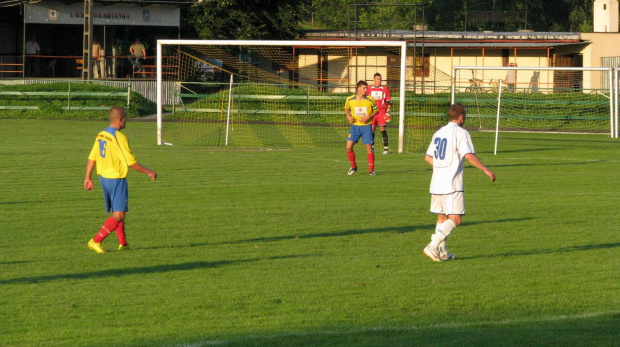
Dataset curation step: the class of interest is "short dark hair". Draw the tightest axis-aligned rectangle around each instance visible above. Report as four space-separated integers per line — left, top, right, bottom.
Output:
374 73 382 78
109 106 127 121
448 103 466 120
356 80 368 89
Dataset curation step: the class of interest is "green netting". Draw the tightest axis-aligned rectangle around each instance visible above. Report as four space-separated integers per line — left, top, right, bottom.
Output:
163 45 454 152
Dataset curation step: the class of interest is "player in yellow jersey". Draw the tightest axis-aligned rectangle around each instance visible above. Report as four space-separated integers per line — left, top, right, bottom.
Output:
84 107 157 253
345 80 379 175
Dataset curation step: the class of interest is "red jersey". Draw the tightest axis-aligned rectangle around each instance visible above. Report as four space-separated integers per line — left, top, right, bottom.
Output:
366 84 391 110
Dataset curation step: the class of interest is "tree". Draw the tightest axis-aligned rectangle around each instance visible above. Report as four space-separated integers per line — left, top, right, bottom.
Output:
186 0 312 40
310 0 594 32
424 0 467 31
312 0 426 31
311 0 356 30
568 0 594 32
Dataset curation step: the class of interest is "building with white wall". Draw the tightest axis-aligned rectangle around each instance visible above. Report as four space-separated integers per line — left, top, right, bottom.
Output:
593 0 619 32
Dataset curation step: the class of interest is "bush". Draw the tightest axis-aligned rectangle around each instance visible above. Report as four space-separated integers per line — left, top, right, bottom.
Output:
0 82 156 120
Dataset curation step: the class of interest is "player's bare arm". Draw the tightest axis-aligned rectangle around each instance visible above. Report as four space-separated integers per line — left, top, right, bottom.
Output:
84 159 95 191
464 153 496 182
130 162 157 180
345 109 354 124
424 154 433 166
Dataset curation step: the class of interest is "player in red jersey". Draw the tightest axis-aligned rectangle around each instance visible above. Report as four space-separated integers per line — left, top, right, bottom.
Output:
366 73 392 154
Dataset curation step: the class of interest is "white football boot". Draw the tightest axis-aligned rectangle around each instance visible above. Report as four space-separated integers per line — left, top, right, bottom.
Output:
423 243 442 262
438 239 456 261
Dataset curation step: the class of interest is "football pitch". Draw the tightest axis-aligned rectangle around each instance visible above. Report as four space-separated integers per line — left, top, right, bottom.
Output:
0 119 618 346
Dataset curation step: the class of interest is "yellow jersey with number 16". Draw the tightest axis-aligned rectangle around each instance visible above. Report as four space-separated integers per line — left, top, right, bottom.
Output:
344 94 377 126
88 126 137 179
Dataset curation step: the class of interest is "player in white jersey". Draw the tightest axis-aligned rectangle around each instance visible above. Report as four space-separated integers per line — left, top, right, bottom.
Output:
423 103 496 262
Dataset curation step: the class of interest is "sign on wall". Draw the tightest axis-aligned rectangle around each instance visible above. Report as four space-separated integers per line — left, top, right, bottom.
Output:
25 1 180 27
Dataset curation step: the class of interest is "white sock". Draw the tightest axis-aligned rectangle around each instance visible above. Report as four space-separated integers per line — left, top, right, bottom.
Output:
435 223 446 251
431 219 456 248
431 222 441 242
439 238 449 255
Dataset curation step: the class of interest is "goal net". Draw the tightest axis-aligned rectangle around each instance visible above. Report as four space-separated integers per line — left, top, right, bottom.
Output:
452 66 614 135
156 40 454 152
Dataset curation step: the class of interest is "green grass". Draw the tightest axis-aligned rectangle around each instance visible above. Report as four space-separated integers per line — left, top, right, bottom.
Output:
0 119 618 346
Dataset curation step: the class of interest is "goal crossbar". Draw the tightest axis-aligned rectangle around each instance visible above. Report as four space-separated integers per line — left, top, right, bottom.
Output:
156 39 408 150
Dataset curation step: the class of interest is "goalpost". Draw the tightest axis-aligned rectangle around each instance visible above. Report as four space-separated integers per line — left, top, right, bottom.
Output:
451 66 616 139
156 39 409 152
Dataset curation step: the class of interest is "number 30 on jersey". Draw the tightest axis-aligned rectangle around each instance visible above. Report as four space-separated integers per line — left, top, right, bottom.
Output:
433 137 447 160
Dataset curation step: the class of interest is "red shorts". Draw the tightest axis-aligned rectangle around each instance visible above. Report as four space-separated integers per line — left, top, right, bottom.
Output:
372 110 388 126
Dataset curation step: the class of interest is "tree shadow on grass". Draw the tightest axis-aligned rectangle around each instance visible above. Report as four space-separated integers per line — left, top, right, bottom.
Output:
170 311 619 347
459 242 620 260
0 197 100 205
140 218 533 251
137 225 425 251
0 260 37 265
0 254 315 285
237 225 424 244
0 200 49 205
224 217 534 245
496 136 614 144
478 147 566 154
487 160 606 168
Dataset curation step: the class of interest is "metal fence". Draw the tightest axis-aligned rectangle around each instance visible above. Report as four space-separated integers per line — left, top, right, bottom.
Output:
19 78 179 105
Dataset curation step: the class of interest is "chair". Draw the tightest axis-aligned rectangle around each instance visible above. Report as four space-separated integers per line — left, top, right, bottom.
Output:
466 78 483 93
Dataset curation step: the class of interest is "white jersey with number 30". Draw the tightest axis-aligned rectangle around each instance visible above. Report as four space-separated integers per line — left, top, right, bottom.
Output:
426 122 475 194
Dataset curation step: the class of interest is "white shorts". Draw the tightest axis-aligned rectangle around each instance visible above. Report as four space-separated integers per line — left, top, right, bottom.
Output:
430 191 465 215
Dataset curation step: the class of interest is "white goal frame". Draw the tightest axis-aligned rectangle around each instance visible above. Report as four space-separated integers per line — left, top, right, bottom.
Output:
156 39 408 151
451 66 617 138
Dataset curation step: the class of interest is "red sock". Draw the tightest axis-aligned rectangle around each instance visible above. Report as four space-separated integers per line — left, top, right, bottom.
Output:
115 221 127 246
93 217 119 243
367 152 375 172
347 151 357 168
